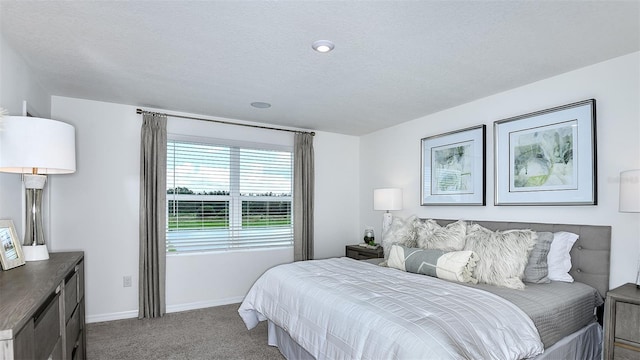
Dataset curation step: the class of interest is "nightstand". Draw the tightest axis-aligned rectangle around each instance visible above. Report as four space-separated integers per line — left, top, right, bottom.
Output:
604 283 640 360
345 244 383 260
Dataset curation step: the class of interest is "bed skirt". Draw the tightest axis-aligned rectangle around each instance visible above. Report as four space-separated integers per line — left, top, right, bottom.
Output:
267 320 602 360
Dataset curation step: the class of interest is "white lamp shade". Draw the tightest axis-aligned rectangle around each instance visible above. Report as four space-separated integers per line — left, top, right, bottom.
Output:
620 169 640 212
0 116 76 174
374 188 402 211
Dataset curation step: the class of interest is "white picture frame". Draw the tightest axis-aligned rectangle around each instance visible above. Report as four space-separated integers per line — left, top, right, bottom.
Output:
0 220 25 270
494 99 597 205
421 125 486 205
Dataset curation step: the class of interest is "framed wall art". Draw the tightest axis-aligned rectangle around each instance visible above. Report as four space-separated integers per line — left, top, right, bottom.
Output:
494 99 596 205
421 124 486 205
0 220 25 270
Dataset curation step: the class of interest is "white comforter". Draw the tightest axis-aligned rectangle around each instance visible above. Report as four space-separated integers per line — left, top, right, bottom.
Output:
239 257 544 360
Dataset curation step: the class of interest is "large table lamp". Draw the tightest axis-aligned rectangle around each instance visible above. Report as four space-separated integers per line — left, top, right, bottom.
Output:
0 116 76 261
374 188 403 234
619 169 640 288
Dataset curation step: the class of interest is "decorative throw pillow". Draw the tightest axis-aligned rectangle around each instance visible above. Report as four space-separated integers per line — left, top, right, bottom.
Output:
523 231 554 284
387 244 478 283
381 215 419 259
463 224 536 289
547 232 579 282
415 219 467 251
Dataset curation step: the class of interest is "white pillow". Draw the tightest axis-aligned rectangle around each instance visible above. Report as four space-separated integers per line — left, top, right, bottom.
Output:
381 215 419 259
547 232 579 282
415 219 467 251
463 224 536 289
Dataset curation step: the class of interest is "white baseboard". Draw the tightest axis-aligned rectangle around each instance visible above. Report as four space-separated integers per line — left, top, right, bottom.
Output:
85 296 245 324
165 296 245 313
87 310 138 323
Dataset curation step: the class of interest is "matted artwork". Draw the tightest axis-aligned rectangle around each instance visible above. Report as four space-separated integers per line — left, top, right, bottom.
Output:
421 125 486 205
494 99 596 205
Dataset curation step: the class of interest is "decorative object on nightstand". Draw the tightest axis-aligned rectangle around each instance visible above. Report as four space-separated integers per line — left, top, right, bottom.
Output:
363 227 375 245
346 244 383 260
604 283 640 359
374 188 402 234
619 169 640 288
0 115 76 261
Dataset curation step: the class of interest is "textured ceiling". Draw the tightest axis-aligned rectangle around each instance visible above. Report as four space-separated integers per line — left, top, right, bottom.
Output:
1 1 638 135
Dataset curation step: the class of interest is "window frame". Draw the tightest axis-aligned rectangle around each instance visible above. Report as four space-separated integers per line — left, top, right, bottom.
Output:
166 134 294 254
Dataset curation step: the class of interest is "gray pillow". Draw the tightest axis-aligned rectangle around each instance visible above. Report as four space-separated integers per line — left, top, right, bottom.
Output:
523 231 553 284
463 224 536 289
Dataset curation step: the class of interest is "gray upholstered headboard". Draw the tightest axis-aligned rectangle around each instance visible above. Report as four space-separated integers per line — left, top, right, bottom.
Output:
433 219 612 299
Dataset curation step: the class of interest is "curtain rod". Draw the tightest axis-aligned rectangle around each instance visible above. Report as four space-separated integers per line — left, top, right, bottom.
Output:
136 108 315 136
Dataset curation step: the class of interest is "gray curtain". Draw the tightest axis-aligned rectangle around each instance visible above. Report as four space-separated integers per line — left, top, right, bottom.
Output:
293 133 314 261
139 113 167 319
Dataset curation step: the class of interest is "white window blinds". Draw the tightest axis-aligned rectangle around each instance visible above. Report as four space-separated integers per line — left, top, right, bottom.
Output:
167 139 293 253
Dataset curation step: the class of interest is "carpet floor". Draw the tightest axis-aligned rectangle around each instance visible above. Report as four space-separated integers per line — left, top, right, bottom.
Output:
86 303 284 360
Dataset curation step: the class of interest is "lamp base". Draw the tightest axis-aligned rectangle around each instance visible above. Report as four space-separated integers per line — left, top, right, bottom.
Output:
22 245 49 261
382 212 393 235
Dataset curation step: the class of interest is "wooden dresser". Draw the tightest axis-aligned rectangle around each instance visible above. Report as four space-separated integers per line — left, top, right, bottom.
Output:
604 283 640 360
0 252 85 360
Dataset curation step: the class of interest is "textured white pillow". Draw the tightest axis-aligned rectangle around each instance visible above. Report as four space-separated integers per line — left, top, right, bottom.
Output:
547 232 579 282
415 219 467 251
464 224 536 289
381 215 419 259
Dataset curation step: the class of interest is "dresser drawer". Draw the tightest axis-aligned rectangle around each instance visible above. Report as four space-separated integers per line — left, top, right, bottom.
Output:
65 271 78 323
51 336 63 360
615 302 640 343
71 329 85 360
66 306 81 358
614 343 640 360
345 245 383 260
13 319 34 359
34 293 61 360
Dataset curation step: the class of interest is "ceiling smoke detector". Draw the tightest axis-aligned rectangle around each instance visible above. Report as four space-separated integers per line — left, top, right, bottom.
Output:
251 102 271 109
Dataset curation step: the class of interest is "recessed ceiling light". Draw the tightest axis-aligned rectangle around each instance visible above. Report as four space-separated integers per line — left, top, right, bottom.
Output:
251 102 271 109
312 40 335 53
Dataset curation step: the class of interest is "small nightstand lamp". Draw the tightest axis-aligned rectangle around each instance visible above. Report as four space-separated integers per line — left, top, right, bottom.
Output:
0 116 76 261
374 188 402 234
619 169 640 288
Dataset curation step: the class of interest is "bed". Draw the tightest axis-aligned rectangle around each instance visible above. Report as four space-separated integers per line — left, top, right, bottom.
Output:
239 219 611 359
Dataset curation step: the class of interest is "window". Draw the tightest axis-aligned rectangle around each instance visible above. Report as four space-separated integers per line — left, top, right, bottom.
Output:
166 139 293 253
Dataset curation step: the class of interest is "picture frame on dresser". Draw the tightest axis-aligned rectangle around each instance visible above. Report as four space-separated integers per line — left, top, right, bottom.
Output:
0 219 25 270
420 124 486 206
494 99 597 205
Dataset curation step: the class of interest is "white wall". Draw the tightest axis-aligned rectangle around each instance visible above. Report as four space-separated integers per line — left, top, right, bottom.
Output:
314 132 361 259
0 34 52 234
360 52 640 289
49 96 360 321
0 34 51 117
